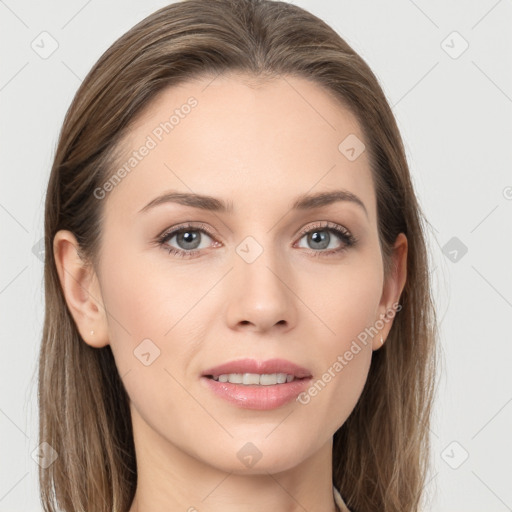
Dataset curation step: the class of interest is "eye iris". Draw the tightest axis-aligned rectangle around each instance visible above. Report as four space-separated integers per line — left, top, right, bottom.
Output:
177 230 201 250
308 230 329 249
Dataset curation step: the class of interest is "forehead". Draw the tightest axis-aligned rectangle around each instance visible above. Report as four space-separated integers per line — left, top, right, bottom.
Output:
102 73 375 223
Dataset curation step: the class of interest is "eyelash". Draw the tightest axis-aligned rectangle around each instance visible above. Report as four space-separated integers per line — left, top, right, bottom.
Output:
155 221 358 259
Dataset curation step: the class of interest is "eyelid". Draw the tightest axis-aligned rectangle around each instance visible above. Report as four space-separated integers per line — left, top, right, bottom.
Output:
295 220 353 240
157 221 218 241
155 220 357 257
157 220 353 241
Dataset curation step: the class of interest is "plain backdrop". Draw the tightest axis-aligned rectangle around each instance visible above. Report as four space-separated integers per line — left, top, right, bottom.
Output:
1 1 511 510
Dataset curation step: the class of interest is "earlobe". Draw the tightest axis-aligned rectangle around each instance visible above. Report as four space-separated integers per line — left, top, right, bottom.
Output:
373 233 408 351
53 230 109 348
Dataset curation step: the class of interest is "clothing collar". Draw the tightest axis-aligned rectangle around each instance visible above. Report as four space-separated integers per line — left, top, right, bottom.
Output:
333 485 351 512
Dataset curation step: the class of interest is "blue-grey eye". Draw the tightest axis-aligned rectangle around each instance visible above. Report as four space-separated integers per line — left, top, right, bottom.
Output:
162 228 213 251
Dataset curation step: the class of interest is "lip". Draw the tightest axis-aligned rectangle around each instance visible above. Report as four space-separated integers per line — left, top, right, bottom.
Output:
200 358 313 410
201 358 312 379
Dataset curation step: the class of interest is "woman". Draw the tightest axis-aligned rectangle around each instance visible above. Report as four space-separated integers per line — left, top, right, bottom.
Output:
39 0 438 510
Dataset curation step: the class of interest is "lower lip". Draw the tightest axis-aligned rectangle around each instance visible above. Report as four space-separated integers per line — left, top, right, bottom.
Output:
200 376 312 410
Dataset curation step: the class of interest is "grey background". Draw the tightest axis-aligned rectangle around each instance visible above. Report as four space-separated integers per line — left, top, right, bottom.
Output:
1 1 511 510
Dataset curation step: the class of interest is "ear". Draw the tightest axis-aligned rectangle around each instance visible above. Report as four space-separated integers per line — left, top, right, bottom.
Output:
373 232 408 351
53 230 109 348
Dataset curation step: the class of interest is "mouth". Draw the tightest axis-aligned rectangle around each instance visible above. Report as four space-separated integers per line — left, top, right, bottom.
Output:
204 373 308 385
201 357 312 379
200 358 313 410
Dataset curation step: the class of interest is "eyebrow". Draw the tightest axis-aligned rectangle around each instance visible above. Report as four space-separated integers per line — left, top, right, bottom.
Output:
138 189 368 217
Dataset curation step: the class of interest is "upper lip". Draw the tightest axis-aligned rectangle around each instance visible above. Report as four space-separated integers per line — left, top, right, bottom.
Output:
201 358 312 379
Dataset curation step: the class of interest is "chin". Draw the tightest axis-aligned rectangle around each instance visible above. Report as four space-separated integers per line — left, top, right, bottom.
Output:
197 437 313 475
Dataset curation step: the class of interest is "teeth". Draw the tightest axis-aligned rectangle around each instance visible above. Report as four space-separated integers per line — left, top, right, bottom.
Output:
212 373 297 385
243 373 261 385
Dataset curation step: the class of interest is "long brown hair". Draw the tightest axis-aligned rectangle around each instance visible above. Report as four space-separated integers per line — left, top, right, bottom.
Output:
39 1 439 510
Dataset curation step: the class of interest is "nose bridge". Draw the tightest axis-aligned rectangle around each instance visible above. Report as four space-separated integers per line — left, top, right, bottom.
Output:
235 232 285 289
226 231 296 330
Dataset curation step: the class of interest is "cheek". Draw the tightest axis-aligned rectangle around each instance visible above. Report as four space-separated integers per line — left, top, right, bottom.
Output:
297 251 383 344
298 309 375 439
293 255 381 429
98 249 173 374
99 248 211 387
98 254 199 430
101 245 207 339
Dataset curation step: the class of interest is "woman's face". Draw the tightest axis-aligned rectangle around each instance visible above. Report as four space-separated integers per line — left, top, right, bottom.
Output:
62 73 406 474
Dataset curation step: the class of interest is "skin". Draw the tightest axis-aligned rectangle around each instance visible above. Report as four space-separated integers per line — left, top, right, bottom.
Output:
54 73 407 512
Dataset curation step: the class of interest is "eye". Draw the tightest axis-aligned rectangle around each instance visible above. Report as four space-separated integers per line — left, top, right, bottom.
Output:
156 222 219 258
155 221 357 259
294 221 357 256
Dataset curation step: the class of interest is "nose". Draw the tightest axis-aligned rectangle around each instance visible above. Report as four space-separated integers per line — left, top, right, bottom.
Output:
225 242 298 333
